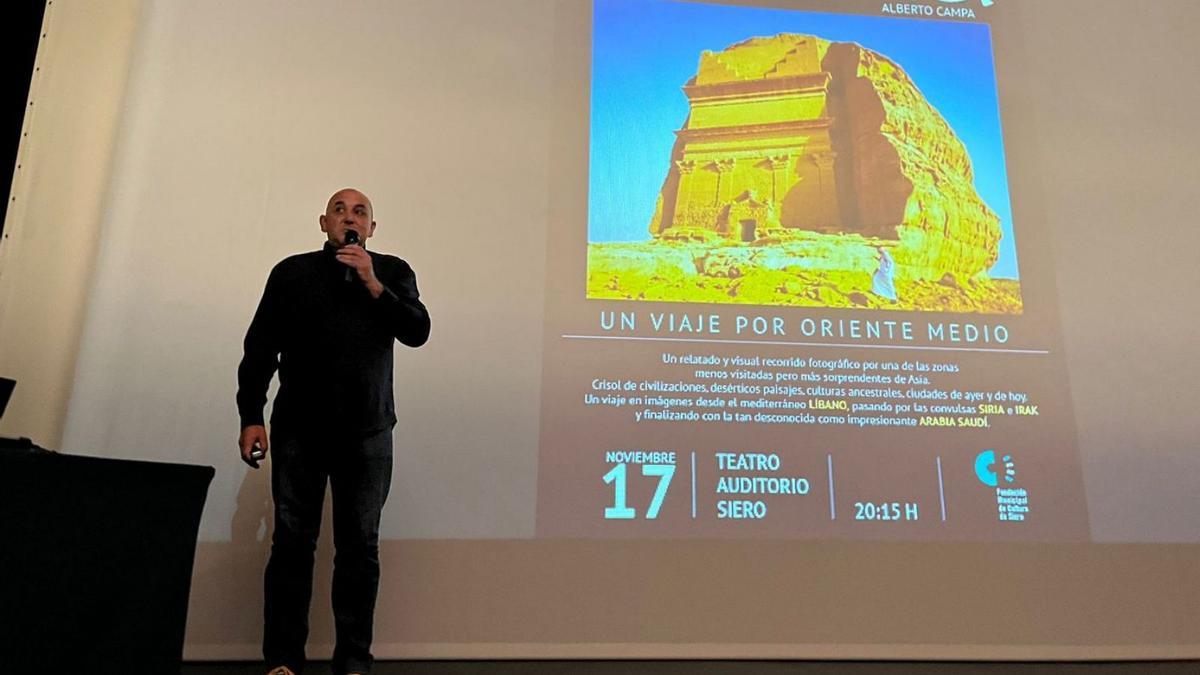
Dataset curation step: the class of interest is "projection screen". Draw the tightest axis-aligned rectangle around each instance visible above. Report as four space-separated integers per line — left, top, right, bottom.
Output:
0 0 1197 661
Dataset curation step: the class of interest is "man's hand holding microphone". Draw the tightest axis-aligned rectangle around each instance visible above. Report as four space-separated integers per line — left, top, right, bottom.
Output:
335 230 386 298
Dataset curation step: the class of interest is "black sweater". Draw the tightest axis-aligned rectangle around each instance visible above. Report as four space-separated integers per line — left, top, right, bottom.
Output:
236 243 430 436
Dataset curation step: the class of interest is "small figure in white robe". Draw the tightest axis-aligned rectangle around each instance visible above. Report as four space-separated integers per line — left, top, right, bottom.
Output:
872 247 897 302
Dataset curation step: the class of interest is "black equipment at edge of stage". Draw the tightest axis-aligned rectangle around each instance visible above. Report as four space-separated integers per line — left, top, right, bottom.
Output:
0 377 216 673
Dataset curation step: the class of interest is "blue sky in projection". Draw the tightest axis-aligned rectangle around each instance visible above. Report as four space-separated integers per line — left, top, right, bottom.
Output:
589 0 1019 279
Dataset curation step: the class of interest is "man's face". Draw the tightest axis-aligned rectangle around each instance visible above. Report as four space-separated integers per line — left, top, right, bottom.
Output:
319 188 376 246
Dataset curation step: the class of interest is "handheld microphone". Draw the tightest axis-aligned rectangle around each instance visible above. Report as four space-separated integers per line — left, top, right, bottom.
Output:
343 230 360 282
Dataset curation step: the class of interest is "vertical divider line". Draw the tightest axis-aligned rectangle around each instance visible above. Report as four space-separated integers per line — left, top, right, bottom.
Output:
827 454 836 520
936 456 947 522
691 451 696 519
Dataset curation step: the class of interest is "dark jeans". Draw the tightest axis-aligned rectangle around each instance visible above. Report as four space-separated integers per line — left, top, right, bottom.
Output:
263 427 393 675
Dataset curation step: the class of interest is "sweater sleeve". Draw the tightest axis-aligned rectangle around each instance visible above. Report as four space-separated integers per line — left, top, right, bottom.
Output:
236 266 284 427
376 259 431 348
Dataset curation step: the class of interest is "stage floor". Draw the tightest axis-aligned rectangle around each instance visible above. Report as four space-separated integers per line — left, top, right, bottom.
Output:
181 660 1198 674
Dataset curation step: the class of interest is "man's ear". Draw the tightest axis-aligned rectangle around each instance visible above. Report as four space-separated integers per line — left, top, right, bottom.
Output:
319 214 329 233
368 221 377 238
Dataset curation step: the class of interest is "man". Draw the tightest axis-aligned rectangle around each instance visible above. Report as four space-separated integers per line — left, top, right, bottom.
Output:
236 188 430 675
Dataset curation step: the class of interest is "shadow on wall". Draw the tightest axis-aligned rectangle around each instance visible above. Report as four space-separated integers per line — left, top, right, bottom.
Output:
187 461 338 653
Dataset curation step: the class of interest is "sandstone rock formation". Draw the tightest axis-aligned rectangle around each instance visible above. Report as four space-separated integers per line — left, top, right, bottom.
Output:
648 33 1002 281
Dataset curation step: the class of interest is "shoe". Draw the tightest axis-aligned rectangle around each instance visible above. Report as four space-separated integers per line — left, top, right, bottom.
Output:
266 667 296 675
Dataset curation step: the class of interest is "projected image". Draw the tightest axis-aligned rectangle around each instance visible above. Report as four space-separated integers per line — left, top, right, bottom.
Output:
587 0 1022 313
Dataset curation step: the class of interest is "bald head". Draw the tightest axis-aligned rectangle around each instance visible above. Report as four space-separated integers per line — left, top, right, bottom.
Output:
320 187 376 246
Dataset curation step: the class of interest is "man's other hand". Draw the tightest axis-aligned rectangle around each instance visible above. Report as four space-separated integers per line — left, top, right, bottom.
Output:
239 425 269 469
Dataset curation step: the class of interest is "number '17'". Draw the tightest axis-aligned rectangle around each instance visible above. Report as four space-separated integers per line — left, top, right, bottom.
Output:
603 462 675 519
